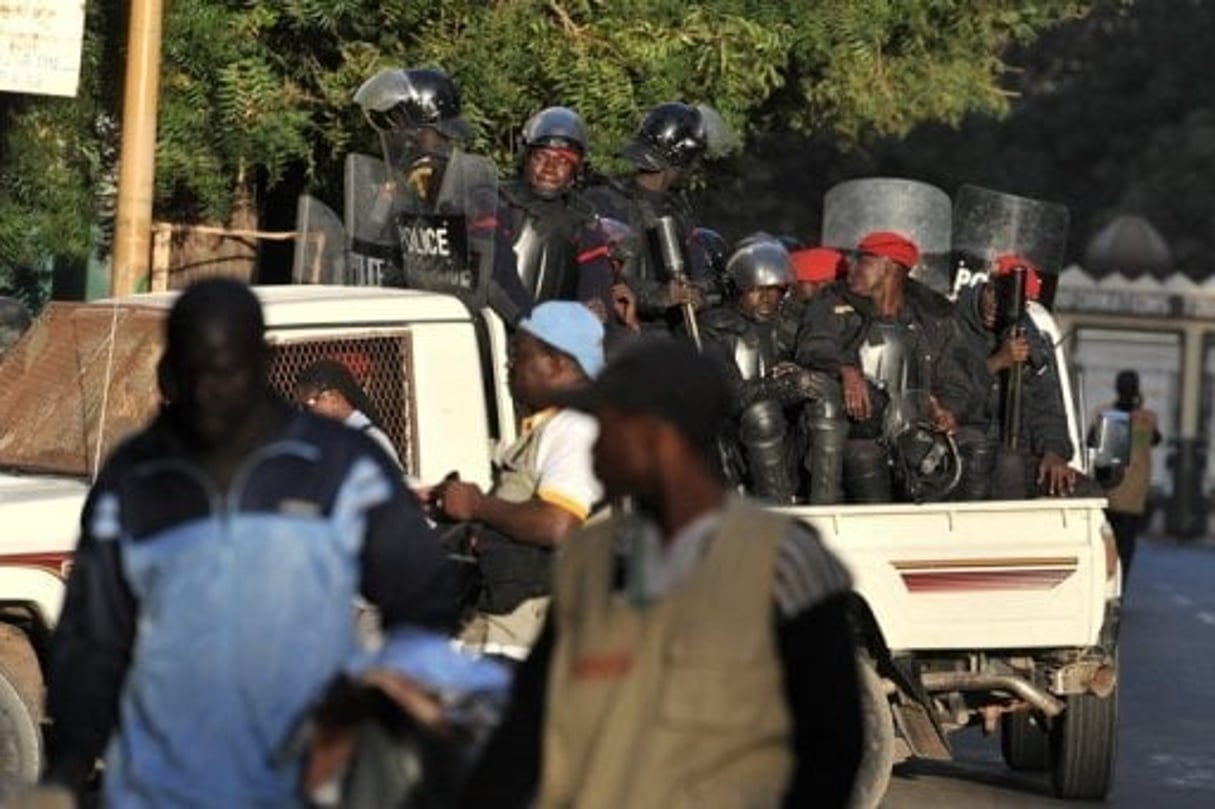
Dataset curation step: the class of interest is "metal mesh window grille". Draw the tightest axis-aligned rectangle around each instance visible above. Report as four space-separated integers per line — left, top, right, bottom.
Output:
267 332 417 473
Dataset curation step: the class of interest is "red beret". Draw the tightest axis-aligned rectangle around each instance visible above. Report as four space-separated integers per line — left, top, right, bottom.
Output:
857 231 920 269
995 253 1043 301
790 247 845 283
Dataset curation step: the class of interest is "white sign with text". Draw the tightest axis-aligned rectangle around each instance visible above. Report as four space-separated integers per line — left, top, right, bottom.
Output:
1 1 87 97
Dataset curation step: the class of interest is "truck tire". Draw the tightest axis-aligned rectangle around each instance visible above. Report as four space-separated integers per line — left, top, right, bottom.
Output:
1048 686 1118 799
0 663 42 786
850 658 894 809
1000 712 1049 771
0 626 43 724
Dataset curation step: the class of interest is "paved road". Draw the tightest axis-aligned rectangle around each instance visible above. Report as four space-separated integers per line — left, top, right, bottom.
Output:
884 536 1215 807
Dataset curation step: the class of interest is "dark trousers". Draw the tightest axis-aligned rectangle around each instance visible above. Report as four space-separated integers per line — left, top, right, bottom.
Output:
1106 510 1147 584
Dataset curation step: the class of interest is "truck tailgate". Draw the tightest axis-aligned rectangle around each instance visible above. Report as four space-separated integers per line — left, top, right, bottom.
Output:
779 499 1110 651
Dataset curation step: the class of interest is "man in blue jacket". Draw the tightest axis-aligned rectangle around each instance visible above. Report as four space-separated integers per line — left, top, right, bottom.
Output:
42 278 455 806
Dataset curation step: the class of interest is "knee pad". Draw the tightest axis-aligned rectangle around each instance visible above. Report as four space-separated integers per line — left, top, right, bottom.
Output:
739 400 787 443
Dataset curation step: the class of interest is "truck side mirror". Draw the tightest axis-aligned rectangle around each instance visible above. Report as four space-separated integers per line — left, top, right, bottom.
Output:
1089 409 1131 488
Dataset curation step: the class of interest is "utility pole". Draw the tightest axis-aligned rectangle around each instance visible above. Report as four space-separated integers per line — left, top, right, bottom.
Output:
111 0 164 296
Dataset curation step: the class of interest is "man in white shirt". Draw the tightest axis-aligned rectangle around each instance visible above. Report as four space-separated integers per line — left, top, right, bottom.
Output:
432 301 605 659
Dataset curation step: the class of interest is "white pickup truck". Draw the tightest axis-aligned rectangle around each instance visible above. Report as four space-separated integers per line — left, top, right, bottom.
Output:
0 285 1120 803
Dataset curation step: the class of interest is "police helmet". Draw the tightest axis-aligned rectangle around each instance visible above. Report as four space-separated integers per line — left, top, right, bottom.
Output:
619 102 707 171
726 237 792 291
354 67 470 141
522 106 588 155
895 426 962 503
690 228 728 280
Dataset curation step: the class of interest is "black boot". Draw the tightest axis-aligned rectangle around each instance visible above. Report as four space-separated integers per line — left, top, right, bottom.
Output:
746 435 797 503
807 417 848 504
844 439 893 503
740 401 796 503
954 429 997 501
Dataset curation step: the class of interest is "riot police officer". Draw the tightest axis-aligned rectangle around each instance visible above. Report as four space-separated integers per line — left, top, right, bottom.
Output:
586 102 726 331
500 106 614 309
353 67 530 321
701 237 845 503
952 255 1075 499
796 231 971 503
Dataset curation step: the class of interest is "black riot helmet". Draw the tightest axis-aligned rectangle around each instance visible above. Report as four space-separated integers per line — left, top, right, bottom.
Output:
354 67 470 141
521 106 588 155
691 228 728 280
520 106 589 198
620 102 707 172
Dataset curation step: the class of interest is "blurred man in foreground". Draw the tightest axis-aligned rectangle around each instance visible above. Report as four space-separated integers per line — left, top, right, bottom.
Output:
43 278 454 805
463 337 862 808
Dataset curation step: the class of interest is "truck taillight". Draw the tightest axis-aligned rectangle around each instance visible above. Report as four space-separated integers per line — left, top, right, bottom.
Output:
1100 523 1118 579
0 552 74 580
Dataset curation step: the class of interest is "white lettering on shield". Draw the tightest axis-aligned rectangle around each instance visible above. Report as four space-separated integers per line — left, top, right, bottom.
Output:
401 223 452 257
349 253 385 286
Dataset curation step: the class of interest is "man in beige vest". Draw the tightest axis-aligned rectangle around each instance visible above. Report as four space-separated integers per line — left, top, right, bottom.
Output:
463 337 863 808
1100 369 1161 582
432 301 605 660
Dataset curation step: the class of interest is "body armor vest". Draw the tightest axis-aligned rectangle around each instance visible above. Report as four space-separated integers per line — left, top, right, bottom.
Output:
731 321 779 381
511 217 580 302
859 319 920 393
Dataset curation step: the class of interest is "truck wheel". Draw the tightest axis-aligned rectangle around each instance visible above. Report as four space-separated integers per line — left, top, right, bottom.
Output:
1000 712 1049 771
1049 686 1118 799
850 658 894 809
0 626 43 724
0 664 42 785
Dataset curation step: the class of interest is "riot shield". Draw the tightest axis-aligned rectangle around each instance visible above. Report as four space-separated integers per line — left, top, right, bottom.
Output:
395 148 497 310
821 178 953 294
292 195 347 284
344 149 497 309
345 153 401 287
950 185 1069 308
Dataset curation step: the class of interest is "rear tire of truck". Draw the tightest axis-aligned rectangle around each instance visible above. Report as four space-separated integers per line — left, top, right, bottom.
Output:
1000 712 1049 771
851 658 895 809
1048 686 1118 799
0 663 42 787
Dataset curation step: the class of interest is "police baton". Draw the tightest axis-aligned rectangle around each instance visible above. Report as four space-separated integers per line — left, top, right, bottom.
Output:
655 216 702 350
999 266 1029 451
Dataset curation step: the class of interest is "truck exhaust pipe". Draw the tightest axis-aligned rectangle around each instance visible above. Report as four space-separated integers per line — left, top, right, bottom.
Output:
919 671 1066 717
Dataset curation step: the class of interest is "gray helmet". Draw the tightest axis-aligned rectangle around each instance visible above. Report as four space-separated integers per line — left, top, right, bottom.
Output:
726 237 792 290
354 67 470 141
521 106 588 155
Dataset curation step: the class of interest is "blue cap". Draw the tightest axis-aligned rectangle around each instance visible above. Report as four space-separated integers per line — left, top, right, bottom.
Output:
519 301 605 378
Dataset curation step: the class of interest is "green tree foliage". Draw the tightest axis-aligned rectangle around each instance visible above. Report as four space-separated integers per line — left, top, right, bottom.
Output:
792 0 1215 276
1 0 1087 303
0 0 122 307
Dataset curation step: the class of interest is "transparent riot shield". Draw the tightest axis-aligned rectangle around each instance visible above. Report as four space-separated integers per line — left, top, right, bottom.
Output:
345 153 400 287
821 178 953 294
292 195 347 284
951 185 1069 308
345 150 496 310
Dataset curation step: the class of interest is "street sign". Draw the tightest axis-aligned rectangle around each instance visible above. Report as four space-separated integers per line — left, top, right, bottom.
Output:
0 1 87 97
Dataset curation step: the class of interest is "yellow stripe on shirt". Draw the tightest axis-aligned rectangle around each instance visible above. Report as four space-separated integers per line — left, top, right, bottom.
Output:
538 488 590 521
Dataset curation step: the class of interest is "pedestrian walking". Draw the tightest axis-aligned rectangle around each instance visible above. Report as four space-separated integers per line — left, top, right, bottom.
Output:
1099 369 1161 582
40 278 455 805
